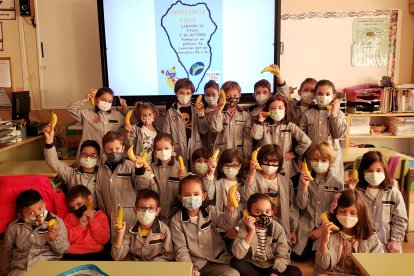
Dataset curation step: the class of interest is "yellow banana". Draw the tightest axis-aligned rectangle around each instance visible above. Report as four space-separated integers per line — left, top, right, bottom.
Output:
326 104 333 110
178 155 186 171
86 197 94 211
195 95 203 110
243 209 257 221
352 160 359 180
127 145 137 162
228 184 239 209
90 89 97 107
48 219 57 228
303 158 314 181
261 66 280 75
212 148 220 161
320 212 340 231
125 110 133 126
251 147 262 170
219 89 227 109
48 112 57 132
261 112 271 117
116 204 123 230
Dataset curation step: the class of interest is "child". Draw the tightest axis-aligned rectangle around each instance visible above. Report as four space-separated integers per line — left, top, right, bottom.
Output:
170 175 240 276
67 87 127 155
44 125 100 202
288 78 317 127
314 190 383 275
198 80 220 151
64 185 110 260
3 190 69 275
300 79 347 182
242 144 298 247
95 131 143 242
351 151 408 253
292 142 344 261
163 78 203 168
231 193 302 276
135 133 185 224
210 81 252 166
251 96 311 179
191 147 213 179
249 79 272 121
112 190 174 261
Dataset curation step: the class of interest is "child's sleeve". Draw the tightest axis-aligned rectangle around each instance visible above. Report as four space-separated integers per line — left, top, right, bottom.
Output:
2 223 16 275
89 211 110 245
49 217 70 255
64 214 87 243
290 123 312 157
66 99 87 123
94 176 107 214
44 145 76 188
153 226 175 262
299 111 308 134
170 217 193 263
241 177 257 202
295 181 310 210
210 112 224 133
271 224 291 274
126 125 138 149
242 114 253 158
250 121 265 141
315 236 338 271
370 234 385 253
135 171 158 192
328 110 347 139
111 235 130 261
162 108 172 134
197 114 210 135
212 206 239 231
390 189 408 242
231 224 250 259
203 176 216 200
289 179 299 233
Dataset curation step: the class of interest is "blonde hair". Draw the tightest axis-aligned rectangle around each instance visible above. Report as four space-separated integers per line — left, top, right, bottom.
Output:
307 141 335 164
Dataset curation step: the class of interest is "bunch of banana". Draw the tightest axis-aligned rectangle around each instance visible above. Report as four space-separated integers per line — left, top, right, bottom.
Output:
127 145 149 168
303 158 313 181
320 212 340 231
116 204 123 230
178 155 186 172
251 147 262 170
261 66 280 75
125 110 133 126
228 184 239 209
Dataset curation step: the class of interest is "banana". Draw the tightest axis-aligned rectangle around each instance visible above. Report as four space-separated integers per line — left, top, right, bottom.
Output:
86 197 94 211
90 89 97 107
48 112 57 132
116 204 123 230
261 111 271 118
228 184 239 209
243 209 257 221
261 66 280 75
125 110 133 126
195 95 203 110
352 160 359 180
212 148 220 161
326 104 333 110
251 147 262 170
178 155 186 171
127 145 137 162
219 89 227 109
320 212 340 231
48 219 57 228
303 158 314 181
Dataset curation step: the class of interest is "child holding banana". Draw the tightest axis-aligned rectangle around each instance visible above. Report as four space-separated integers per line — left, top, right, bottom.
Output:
288 78 317 127
198 80 220 151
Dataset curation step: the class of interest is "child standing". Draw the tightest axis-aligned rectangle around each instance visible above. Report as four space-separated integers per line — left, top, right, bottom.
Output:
231 193 302 276
198 80 220 151
191 147 213 179
288 78 317 127
171 175 240 276
300 80 347 182
64 186 110 260
292 142 344 261
249 79 272 122
112 190 174 261
314 190 383 275
351 151 408 253
3 190 69 275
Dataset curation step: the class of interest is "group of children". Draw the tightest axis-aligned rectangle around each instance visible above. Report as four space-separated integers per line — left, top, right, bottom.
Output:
3 66 409 276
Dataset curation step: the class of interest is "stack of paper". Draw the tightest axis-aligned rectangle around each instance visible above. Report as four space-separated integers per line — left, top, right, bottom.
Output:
350 117 371 135
391 117 414 136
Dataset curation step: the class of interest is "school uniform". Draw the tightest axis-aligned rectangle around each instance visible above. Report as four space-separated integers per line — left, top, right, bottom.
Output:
314 231 383 276
288 100 316 127
3 213 69 276
127 124 160 164
356 186 408 252
293 170 344 256
300 107 347 182
251 120 312 178
67 100 125 154
241 172 298 243
210 107 252 159
111 218 174 261
204 177 244 213
163 102 203 167
170 206 239 274
198 109 218 151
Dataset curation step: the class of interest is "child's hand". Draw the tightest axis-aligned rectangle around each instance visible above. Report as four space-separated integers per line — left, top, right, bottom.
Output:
83 209 94 222
270 273 278 276
284 152 295 161
79 215 89 228
346 172 359 190
331 98 340 117
224 227 239 240
118 96 128 111
177 169 186 180
124 123 132 133
114 220 126 235
217 97 225 113
44 124 54 144
87 89 97 101
47 226 58 242
135 160 144 169
320 222 332 244
243 215 256 233
309 226 322 241
387 240 401 253
192 269 200 276
258 112 266 123
227 191 240 213
207 158 217 174
300 170 311 187
290 231 297 245
249 160 259 175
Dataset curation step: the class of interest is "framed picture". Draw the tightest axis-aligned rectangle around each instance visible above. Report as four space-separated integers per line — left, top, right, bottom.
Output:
0 0 15 10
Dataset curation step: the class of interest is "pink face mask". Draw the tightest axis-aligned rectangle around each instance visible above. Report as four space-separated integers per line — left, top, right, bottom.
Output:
141 116 154 125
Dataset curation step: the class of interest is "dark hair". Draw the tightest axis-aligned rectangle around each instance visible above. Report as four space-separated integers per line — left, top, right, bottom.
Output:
178 175 205 194
192 147 212 162
95 87 114 99
135 190 160 207
299 78 317 92
254 79 271 92
204 80 219 91
134 101 159 127
314 79 337 94
102 131 124 147
67 185 91 202
16 189 43 213
257 144 283 174
263 95 290 123
217 149 244 180
357 151 393 190
221 81 241 93
174 78 195 94
332 190 376 240
80 140 101 156
154 132 174 148
247 193 272 213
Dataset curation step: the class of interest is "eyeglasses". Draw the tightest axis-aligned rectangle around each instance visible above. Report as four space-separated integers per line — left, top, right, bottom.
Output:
136 206 157 213
223 164 240 170
79 153 99 159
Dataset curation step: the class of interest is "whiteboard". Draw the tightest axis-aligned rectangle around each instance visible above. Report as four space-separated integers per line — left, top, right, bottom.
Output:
280 10 401 92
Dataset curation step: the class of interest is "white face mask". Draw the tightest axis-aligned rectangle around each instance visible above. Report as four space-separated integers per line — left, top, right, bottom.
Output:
141 116 154 125
316 95 333 108
223 167 240 178
364 172 385 186
255 94 269 106
178 95 191 106
24 209 48 225
136 210 156 226
156 149 172 161
261 164 278 175
80 157 97 169
301 92 314 104
205 96 218 105
311 161 330 174
336 215 358 229
194 162 209 175
270 109 285 121
98 100 112 112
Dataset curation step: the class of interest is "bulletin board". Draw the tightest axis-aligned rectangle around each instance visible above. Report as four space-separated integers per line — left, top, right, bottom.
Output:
280 9 400 92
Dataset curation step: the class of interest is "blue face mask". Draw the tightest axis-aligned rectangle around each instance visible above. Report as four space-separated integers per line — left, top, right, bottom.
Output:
182 196 203 210
107 152 123 163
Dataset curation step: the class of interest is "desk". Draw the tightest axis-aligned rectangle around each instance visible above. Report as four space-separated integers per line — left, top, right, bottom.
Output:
0 160 75 177
26 261 192 276
0 136 44 163
352 253 414 276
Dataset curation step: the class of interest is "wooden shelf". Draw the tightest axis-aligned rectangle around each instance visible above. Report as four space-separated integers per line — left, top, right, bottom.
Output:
346 113 414 117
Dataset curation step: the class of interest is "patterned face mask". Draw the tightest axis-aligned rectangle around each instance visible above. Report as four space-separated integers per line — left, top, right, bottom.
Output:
182 196 203 210
254 214 272 228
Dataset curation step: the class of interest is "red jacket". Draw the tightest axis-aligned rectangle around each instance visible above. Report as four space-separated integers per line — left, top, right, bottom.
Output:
64 210 110 254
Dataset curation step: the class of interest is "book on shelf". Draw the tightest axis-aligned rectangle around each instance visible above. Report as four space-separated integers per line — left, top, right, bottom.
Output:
380 87 414 113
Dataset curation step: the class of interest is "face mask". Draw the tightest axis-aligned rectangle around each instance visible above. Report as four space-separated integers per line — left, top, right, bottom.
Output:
301 92 314 104
98 100 112 112
223 167 240 178
205 96 218 105
24 209 48 225
80 157 97 169
256 94 269 106
227 98 239 108
142 116 154 125
182 195 203 210
261 164 278 175
137 210 156 225
316 95 333 108
194 162 209 175
311 161 329 174
107 152 123 163
178 95 191 106
270 109 285 121
254 214 272 228
364 172 385 186
336 215 358 229
72 205 87 218
156 149 172 161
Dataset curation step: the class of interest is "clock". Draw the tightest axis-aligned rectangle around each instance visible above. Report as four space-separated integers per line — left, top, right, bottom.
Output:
0 0 15 11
